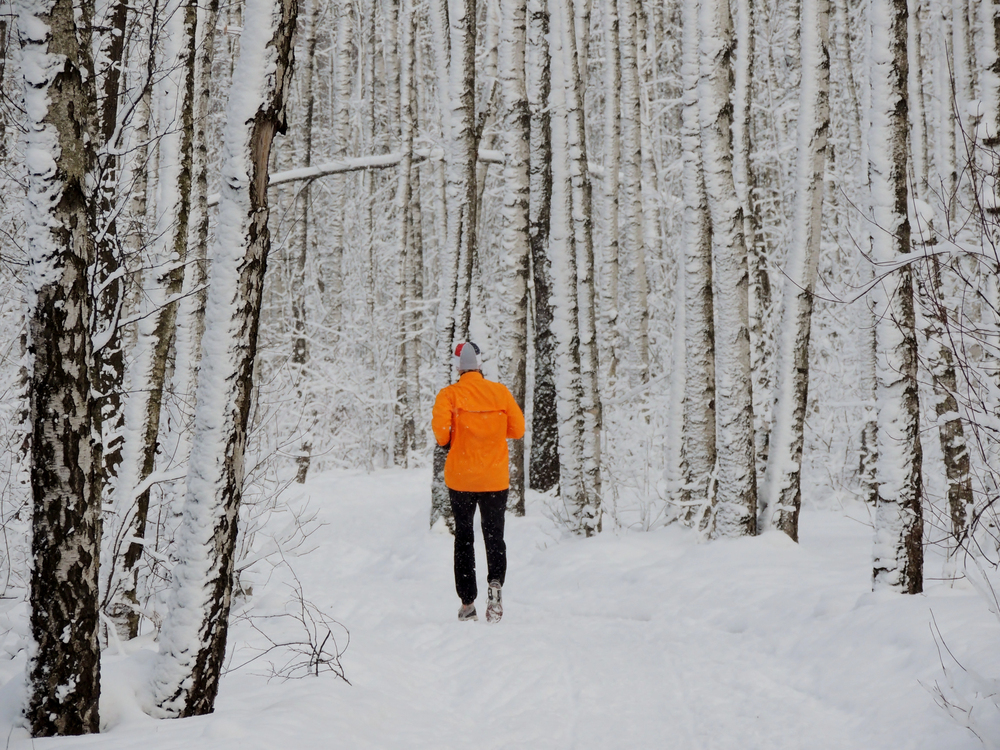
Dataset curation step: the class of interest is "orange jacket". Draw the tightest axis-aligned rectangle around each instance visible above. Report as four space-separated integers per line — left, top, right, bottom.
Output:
432 372 526 492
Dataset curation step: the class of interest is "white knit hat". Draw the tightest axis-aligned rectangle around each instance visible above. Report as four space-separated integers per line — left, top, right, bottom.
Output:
453 341 481 371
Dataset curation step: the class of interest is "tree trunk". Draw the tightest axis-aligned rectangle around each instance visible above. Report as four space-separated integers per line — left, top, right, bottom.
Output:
761 0 830 540
700 0 757 537
20 0 102 733
549 0 587 530
620 0 645 380
869 0 923 593
602 0 621 384
326 0 351 333
91 0 129 494
292 0 321 483
106 0 198 640
394 0 416 467
498 0 530 515
527 0 560 493
562 0 602 534
152 0 297 715
431 0 478 530
918 258 973 545
680 0 716 528
733 0 771 485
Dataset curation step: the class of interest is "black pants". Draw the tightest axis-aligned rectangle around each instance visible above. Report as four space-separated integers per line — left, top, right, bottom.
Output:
450 489 507 605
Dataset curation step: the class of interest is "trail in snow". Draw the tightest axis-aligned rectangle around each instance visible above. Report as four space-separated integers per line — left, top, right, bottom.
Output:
0 467 994 749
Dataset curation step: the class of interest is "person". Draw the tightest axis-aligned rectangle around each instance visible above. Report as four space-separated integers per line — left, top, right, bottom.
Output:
432 342 525 623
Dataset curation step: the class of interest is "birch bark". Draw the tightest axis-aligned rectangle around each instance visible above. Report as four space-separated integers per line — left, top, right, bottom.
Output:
562 0 602 532
91 0 128 492
327 0 352 331
602 0 621 383
869 0 923 593
700 0 757 537
680 0 716 527
761 0 830 540
106 0 198 639
527 0 560 493
394 0 416 467
499 0 530 514
431 0 477 530
19 0 102 732
620 0 645 378
549 0 588 531
292 0 320 483
152 0 297 714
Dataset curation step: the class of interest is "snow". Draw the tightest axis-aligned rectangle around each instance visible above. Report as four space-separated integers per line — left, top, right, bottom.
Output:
0 468 995 748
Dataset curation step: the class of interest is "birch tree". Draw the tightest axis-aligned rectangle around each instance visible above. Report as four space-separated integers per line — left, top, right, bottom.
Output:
19 0 101 732
291 0 320 482
431 0 477 530
394 0 416 466
562 0 602 530
151 0 297 715
869 0 923 593
326 0 350 331
91 0 129 491
549 0 589 532
761 0 830 540
104 0 199 640
499 0 530 514
527 0 560 493
620 0 645 377
700 0 757 537
680 0 716 527
603 0 621 383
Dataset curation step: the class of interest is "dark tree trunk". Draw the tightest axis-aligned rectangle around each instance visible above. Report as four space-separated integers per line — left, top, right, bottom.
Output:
20 0 102 734
527 0 559 493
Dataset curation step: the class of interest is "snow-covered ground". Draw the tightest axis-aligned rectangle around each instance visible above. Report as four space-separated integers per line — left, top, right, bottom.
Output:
0 467 996 749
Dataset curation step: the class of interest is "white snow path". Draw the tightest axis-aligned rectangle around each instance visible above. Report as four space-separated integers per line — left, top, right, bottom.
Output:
4 468 994 749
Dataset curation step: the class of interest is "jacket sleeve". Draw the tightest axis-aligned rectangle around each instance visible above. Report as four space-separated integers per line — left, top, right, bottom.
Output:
506 388 526 440
432 388 454 447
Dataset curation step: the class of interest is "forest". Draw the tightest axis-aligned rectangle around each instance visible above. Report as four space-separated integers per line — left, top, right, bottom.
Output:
0 0 998 739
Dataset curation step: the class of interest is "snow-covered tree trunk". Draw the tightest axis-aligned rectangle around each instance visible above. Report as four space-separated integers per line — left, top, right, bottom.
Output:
906 0 928 198
869 0 923 593
680 0 716 527
171 0 220 451
292 0 320 483
499 0 530 515
977 0 1000 221
394 0 416 467
91 0 128 492
602 0 621 383
19 0 102 732
562 0 602 533
327 0 351 332
407 162 425 453
733 0 771 484
431 0 477 530
620 0 645 379
761 0 829 540
549 0 588 531
106 0 197 640
451 0 478 342
384 0 400 139
635 6 654 382
700 0 757 537
527 0 560 493
151 0 297 715
918 258 973 544
951 0 975 223
428 0 455 529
